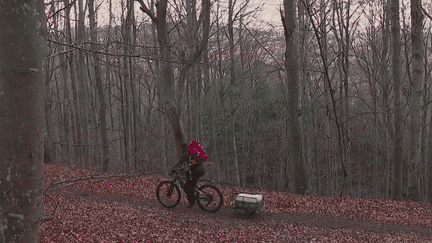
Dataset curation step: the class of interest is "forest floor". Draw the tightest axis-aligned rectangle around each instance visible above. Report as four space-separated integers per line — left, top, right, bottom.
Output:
39 164 432 242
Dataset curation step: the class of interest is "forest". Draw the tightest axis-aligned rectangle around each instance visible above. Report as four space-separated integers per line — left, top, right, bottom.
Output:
43 0 432 202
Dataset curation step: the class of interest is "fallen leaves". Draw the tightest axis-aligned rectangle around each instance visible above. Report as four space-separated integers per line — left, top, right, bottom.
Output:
39 164 432 242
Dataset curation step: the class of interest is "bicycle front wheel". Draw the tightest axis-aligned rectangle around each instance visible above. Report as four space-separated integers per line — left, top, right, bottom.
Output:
196 184 223 213
156 181 181 208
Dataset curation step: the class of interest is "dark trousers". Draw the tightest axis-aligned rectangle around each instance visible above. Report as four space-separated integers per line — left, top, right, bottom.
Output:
184 164 205 204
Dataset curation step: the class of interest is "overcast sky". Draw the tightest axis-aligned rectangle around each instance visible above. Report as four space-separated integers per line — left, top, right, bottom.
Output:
94 0 284 28
83 0 432 33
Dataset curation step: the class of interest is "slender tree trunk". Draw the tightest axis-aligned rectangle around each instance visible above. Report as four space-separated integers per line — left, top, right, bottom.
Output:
331 0 351 197
89 0 110 172
408 0 424 201
370 30 379 196
129 1 139 172
391 0 403 199
215 2 229 181
202 6 219 182
428 29 432 203
283 0 308 194
304 0 333 195
381 0 391 197
220 92 229 181
340 0 351 197
64 0 80 164
77 0 89 168
228 0 241 186
428 109 432 202
45 1 57 165
137 0 210 160
299 0 312 194
0 0 46 241
186 0 198 140
106 0 116 167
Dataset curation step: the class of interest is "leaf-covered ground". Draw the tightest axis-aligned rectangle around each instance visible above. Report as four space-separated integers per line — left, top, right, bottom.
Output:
39 164 432 242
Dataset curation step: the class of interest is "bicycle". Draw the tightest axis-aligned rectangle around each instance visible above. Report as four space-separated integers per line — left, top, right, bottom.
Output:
156 168 223 213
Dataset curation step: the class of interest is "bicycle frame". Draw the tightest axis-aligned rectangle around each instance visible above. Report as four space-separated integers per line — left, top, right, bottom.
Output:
157 170 223 212
169 173 203 199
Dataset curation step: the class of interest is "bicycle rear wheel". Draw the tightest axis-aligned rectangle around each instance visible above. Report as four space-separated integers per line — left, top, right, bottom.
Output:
196 184 223 213
156 181 181 208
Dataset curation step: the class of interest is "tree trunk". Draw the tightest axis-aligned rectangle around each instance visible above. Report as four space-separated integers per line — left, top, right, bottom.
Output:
381 0 391 197
340 0 352 197
283 0 308 195
0 0 46 241
137 0 210 160
228 0 241 186
391 0 403 199
121 1 131 172
158 0 186 155
299 0 312 194
215 2 229 181
64 0 80 164
203 22 220 181
89 0 110 173
77 0 89 168
186 0 198 140
428 109 432 202
408 0 424 201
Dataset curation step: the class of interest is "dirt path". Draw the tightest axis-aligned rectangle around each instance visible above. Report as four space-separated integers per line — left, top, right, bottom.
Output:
68 188 432 241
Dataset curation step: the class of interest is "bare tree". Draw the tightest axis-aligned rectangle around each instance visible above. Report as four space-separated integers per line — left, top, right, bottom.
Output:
76 0 90 167
282 0 309 194
381 0 391 198
89 0 110 172
0 0 46 241
391 0 403 199
136 0 210 158
408 0 424 201
332 0 354 197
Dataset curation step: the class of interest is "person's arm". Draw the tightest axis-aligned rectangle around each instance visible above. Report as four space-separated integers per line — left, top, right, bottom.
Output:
189 159 199 167
173 150 190 171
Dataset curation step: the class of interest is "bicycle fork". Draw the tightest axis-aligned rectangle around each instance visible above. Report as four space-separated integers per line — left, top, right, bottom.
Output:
195 188 211 203
167 183 176 197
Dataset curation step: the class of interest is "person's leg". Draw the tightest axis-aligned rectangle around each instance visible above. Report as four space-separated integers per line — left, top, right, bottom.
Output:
185 164 205 206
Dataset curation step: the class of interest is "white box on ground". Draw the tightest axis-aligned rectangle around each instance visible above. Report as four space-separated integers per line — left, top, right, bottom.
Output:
234 193 264 215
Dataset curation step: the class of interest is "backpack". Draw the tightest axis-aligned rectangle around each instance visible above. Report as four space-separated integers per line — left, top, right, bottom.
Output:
187 140 208 165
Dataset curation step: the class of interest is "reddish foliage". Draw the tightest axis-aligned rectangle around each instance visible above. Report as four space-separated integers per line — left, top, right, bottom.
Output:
39 164 432 242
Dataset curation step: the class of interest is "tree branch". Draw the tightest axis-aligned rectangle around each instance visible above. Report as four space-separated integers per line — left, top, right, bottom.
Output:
136 0 158 24
41 193 60 222
47 39 186 65
423 7 432 21
46 0 77 20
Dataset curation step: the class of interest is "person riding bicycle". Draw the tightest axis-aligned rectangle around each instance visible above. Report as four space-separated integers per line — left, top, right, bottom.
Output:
171 140 207 208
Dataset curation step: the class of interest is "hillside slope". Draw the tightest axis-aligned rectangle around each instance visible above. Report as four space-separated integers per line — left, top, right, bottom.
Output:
39 164 432 242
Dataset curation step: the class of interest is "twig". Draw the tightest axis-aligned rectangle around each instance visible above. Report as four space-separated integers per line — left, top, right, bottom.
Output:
43 170 160 193
45 140 106 147
41 193 61 222
46 0 77 20
136 0 158 24
47 39 187 65
423 7 432 21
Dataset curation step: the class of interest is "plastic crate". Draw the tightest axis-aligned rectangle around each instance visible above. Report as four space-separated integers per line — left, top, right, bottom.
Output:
234 193 264 215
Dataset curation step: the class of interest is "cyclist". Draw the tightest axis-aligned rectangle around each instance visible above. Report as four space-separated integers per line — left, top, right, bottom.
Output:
172 140 207 208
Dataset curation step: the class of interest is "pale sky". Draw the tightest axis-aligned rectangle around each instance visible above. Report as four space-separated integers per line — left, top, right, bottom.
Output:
56 0 431 35
94 0 284 28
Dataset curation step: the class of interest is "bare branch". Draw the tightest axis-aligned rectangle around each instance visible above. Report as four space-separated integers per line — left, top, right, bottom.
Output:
41 193 60 222
46 0 77 20
47 39 187 65
423 7 432 21
136 0 158 24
